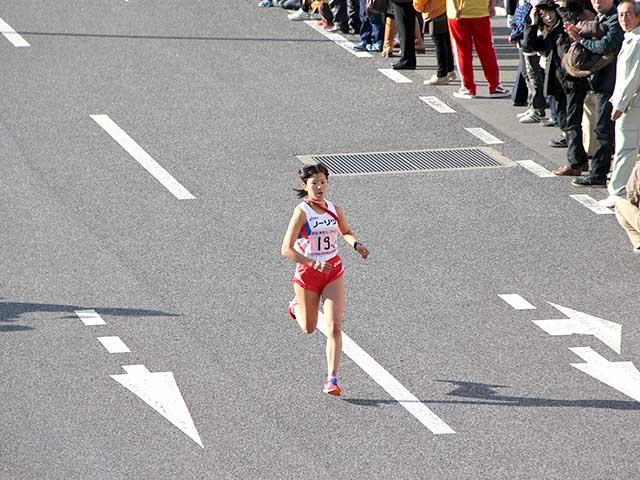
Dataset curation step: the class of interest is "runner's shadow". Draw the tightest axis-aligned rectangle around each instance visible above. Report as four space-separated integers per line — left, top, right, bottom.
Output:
342 380 640 410
0 300 179 333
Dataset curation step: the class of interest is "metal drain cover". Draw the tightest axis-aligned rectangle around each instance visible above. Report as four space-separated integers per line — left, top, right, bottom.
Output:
297 147 513 176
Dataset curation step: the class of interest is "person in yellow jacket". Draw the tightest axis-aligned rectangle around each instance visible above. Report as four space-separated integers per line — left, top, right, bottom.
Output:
446 0 510 98
414 0 456 84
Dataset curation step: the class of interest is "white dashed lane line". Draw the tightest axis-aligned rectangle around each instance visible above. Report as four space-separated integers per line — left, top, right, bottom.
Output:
570 194 615 215
0 17 30 47
303 20 372 58
91 115 195 200
517 160 556 178
75 309 106 326
98 336 131 353
465 127 503 145
317 313 455 435
419 96 456 113
498 294 536 310
378 68 412 84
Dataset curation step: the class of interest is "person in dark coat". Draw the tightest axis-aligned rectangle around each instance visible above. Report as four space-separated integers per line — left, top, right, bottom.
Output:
390 0 417 69
552 0 624 185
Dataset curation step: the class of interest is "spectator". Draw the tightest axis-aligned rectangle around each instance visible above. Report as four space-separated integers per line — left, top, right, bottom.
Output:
552 0 624 185
601 0 640 207
511 0 548 122
354 0 384 51
390 0 417 69
447 0 510 98
415 0 456 84
328 0 361 32
382 10 397 57
615 164 640 252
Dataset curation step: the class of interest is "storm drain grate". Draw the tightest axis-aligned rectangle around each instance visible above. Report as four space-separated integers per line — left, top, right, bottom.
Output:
297 147 513 176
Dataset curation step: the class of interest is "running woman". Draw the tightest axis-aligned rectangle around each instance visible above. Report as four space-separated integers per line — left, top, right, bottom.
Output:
281 163 369 397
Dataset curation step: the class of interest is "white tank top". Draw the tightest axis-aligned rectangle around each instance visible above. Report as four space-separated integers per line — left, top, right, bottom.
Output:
295 200 340 262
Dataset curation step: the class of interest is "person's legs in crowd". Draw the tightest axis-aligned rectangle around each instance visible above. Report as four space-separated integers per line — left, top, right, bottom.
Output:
603 105 640 205
382 13 396 57
573 91 614 187
512 50 529 107
355 0 372 49
288 0 312 19
468 16 508 96
520 52 546 123
391 1 416 69
318 2 335 28
329 0 350 32
553 82 589 175
281 0 303 9
449 17 476 97
415 14 426 54
615 199 640 251
347 0 361 32
542 95 559 127
424 15 455 85
582 92 597 158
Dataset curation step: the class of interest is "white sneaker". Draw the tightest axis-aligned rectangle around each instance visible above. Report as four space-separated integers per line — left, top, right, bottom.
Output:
516 108 533 119
489 85 510 98
447 71 456 81
519 111 545 124
597 195 623 208
453 87 475 99
424 74 450 85
288 8 310 20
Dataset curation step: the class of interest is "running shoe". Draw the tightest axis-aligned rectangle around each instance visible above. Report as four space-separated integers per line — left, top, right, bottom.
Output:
323 377 342 396
287 298 298 321
453 87 475 99
288 8 310 20
489 85 510 98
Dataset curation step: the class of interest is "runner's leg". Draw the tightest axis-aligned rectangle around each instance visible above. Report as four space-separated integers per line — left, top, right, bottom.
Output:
322 275 345 377
293 282 321 334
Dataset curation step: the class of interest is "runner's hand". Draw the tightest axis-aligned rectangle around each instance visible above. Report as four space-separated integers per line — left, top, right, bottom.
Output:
355 243 369 260
314 261 333 274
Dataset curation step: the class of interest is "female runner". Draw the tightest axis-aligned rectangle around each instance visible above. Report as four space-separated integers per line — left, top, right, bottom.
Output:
281 163 369 396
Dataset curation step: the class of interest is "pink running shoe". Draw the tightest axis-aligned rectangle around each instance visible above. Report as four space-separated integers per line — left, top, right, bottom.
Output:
287 298 298 321
323 376 342 397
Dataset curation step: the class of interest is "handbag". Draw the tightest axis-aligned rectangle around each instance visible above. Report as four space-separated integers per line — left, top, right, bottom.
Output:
366 0 388 15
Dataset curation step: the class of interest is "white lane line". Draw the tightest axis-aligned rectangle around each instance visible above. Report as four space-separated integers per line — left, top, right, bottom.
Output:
465 127 503 145
98 336 131 353
75 309 106 326
0 17 30 47
517 160 555 178
378 69 412 84
498 294 536 310
317 313 455 435
419 96 456 113
90 115 195 200
303 20 372 58
570 194 615 215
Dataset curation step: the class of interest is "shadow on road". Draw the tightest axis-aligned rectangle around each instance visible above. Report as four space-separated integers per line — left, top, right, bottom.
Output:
342 380 640 411
0 300 179 333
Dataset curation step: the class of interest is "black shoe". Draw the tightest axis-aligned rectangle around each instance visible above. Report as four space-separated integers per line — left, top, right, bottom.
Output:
513 101 527 107
391 60 416 70
339 23 350 34
549 136 567 148
572 176 606 187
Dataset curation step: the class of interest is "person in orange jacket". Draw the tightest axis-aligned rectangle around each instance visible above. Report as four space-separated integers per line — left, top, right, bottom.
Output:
414 0 456 84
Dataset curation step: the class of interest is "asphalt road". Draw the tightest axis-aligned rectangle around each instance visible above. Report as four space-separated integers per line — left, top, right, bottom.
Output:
1 1 639 479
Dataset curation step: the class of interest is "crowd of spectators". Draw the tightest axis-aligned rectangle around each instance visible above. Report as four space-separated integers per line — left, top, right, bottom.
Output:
259 0 640 251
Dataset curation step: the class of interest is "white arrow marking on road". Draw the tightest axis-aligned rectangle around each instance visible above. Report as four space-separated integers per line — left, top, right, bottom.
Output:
316 313 455 435
570 347 640 402
110 365 203 447
533 302 622 354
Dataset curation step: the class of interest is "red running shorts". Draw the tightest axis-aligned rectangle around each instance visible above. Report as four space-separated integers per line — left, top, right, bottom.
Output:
293 256 344 293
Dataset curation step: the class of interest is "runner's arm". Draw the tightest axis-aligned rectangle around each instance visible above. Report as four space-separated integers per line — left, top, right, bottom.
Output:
281 207 315 267
336 206 369 259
